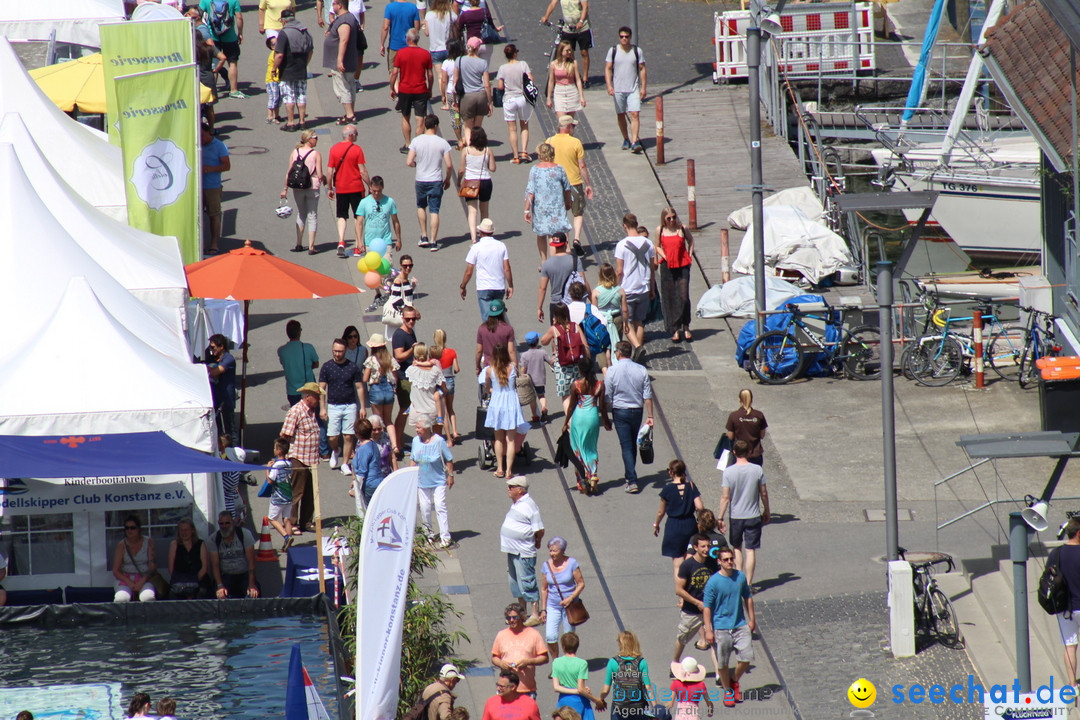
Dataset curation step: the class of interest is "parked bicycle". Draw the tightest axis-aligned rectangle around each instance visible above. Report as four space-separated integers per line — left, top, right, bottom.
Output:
1017 307 1061 388
901 300 1025 386
899 549 962 648
746 301 882 384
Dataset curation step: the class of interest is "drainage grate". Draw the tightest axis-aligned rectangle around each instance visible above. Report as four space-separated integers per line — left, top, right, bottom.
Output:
863 508 914 522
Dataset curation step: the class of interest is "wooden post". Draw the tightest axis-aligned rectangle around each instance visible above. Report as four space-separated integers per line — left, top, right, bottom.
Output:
687 159 698 230
721 228 731 283
973 309 984 389
655 95 665 165
312 464 326 595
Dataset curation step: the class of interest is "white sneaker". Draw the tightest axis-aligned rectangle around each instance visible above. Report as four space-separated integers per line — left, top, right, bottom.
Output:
329 450 340 469
340 463 353 476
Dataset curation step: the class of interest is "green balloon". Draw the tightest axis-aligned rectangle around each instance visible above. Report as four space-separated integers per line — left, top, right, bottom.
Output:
379 258 392 275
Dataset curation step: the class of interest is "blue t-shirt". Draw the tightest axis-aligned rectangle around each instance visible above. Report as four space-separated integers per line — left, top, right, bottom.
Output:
199 0 242 43
702 570 750 630
357 194 398 242
384 1 420 50
352 440 384 489
411 434 452 488
201 137 230 190
211 352 237 409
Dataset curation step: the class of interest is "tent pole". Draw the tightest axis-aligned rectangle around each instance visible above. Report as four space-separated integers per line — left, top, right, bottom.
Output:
239 299 249 445
313 464 326 595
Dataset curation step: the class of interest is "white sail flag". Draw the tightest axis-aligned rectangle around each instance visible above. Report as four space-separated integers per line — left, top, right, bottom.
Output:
355 467 420 720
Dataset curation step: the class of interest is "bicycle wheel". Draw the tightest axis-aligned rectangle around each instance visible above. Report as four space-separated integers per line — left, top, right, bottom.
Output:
908 336 964 387
929 587 962 647
1017 335 1043 389
748 331 805 385
899 343 924 381
843 325 883 380
987 324 1025 381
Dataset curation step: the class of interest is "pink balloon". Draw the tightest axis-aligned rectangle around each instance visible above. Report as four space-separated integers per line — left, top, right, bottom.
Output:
364 271 382 289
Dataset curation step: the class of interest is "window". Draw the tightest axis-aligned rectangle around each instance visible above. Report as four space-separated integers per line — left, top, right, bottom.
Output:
0 514 75 576
105 506 193 570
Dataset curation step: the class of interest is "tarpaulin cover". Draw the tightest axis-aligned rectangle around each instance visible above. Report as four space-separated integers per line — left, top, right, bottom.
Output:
0 432 262 479
734 295 840 377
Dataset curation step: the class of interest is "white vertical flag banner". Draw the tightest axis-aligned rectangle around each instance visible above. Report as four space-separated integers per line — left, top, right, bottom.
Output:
356 467 419 720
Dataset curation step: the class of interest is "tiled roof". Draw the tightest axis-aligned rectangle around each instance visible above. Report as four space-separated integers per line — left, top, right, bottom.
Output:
981 0 1079 169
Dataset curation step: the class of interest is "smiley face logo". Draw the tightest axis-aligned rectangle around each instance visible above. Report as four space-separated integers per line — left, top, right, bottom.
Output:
847 678 876 708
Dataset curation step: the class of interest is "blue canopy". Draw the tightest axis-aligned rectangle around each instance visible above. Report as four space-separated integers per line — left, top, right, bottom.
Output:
0 432 262 478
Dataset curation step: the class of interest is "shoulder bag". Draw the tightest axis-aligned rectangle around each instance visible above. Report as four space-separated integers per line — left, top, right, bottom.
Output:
459 150 485 198
549 559 589 626
1038 546 1071 616
125 541 169 599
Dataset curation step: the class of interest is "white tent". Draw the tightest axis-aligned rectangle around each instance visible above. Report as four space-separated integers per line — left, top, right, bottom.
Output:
0 115 188 310
0 0 125 47
0 144 187 359
0 277 214 450
0 38 127 221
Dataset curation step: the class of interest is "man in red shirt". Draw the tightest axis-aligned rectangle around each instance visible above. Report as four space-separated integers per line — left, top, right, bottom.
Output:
481 670 541 720
327 124 372 257
389 27 433 153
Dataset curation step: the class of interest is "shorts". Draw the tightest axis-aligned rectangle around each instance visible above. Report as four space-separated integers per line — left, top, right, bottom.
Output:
415 180 445 213
281 79 308 105
561 28 593 50
368 379 396 406
331 69 357 104
336 191 364 219
676 610 705 645
268 500 294 521
397 92 431 118
614 91 642 114
203 186 223 217
327 403 358 436
443 375 456 396
714 625 754 666
468 178 493 203
569 184 586 217
431 50 448 63
1059 611 1080 645
218 40 241 63
533 384 545 398
460 91 489 121
625 292 649 323
729 516 763 550
502 94 532 123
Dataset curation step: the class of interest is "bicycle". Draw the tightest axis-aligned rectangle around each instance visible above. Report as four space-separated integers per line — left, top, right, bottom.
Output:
746 301 883 384
540 19 568 64
1017 307 1061 388
901 300 1025 386
899 549 962 649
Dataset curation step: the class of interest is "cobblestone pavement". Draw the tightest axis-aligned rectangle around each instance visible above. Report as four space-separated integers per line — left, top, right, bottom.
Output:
756 591 982 719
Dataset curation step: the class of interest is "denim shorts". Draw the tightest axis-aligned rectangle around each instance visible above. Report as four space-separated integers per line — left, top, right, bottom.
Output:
327 403 358 436
443 375 456 396
368 379 395 406
415 180 444 213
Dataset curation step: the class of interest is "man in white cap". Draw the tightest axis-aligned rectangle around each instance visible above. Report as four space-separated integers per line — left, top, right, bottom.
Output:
420 663 463 720
501 476 545 625
461 218 514 320
545 116 592 257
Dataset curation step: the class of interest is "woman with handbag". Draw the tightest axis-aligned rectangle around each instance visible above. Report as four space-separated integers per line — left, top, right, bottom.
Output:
456 36 492 146
655 208 696 343
496 44 533 164
455 0 500 62
539 537 587 657
653 459 704 585
112 515 159 603
458 127 496 243
382 254 418 336
168 518 211 599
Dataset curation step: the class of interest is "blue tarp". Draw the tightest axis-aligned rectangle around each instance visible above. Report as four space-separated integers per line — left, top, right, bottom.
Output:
734 295 841 377
0 432 262 478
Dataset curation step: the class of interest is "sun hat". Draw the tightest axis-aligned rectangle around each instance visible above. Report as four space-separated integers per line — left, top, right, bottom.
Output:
298 382 324 395
467 36 483 50
671 657 706 683
366 333 387 348
488 298 506 315
550 232 568 247
506 476 529 489
558 115 578 128
478 218 495 234
439 664 464 680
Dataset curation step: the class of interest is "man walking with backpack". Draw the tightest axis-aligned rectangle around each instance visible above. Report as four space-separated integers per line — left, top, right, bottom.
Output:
537 233 583 323
605 27 647 153
274 8 314 131
200 0 246 98
614 214 655 363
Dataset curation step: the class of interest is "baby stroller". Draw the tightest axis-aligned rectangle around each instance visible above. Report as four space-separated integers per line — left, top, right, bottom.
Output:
475 384 497 471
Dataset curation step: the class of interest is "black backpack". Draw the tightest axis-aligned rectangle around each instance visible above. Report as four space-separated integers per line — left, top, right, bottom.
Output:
1038 546 1071 616
286 150 314 189
610 656 646 706
402 689 450 720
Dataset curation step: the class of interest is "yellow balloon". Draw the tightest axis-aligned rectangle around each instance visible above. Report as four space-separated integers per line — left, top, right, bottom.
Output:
364 251 382 271
356 258 367 272
364 271 382 289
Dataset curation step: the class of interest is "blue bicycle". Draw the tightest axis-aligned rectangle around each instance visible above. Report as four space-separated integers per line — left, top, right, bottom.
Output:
1017 307 1061 388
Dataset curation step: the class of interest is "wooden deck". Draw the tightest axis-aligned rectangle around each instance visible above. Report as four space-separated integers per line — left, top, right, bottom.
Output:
649 85 808 286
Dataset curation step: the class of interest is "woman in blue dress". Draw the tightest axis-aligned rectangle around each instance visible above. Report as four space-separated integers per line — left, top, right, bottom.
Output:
652 459 704 584
483 343 525 478
524 142 572 263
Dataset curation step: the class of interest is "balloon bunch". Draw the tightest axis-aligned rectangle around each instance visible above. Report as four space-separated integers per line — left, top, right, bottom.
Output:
356 237 393 289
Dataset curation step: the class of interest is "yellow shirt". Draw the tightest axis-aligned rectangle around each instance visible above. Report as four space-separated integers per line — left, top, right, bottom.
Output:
259 0 295 31
546 133 585 187
266 49 280 83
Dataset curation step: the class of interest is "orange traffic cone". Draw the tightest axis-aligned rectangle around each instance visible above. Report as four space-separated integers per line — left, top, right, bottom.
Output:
256 516 278 562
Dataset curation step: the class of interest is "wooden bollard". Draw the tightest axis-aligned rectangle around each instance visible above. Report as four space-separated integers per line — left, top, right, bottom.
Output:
655 95 665 165
721 228 730 283
687 159 698 230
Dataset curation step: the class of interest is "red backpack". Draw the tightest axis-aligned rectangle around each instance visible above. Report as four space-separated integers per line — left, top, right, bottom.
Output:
557 323 586 367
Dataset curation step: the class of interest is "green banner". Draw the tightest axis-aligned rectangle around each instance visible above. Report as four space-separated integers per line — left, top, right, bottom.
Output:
100 19 194 145
115 64 200 265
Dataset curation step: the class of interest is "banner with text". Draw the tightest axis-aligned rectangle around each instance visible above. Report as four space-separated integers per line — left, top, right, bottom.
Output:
0 476 196 516
115 63 200 264
100 19 194 145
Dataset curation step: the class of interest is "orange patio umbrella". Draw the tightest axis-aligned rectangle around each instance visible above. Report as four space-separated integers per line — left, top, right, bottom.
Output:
185 240 364 437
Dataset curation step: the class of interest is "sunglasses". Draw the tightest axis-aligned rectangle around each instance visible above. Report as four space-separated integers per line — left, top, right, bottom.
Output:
403 317 418 322
719 556 735 563
401 263 414 268
504 615 520 622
